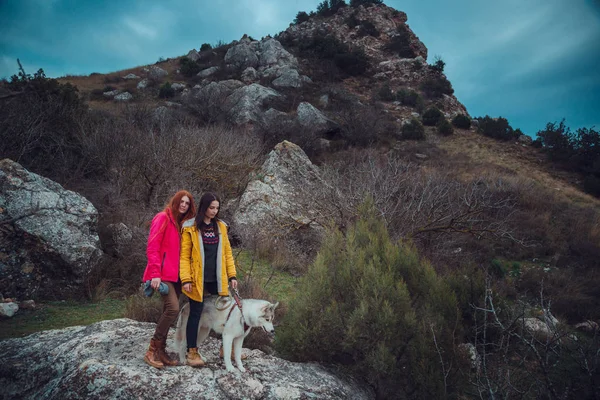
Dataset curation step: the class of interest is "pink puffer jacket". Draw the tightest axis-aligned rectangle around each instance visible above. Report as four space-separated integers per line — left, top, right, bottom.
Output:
142 210 181 283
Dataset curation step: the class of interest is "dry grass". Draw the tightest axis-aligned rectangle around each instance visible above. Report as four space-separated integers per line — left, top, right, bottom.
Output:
436 128 600 207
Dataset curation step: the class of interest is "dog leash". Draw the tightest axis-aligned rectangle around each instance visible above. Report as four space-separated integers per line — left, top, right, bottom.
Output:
226 285 250 332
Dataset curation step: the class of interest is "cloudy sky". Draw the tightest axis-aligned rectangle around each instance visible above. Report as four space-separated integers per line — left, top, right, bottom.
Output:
1 0 599 136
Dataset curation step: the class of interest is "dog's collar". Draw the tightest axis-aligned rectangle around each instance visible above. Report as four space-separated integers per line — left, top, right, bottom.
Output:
226 302 250 332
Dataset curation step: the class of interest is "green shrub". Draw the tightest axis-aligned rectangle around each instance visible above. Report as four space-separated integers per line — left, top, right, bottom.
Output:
158 82 175 98
430 55 445 73
452 114 471 129
477 115 516 141
437 118 453 136
276 200 459 398
396 88 423 110
377 84 394 101
200 43 212 52
420 75 454 98
401 118 425 140
384 25 416 58
294 11 310 24
346 11 360 28
179 56 201 77
422 107 443 126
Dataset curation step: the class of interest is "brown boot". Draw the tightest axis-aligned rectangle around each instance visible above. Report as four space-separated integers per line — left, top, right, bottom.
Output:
220 345 248 361
157 339 179 366
186 348 206 368
144 338 164 369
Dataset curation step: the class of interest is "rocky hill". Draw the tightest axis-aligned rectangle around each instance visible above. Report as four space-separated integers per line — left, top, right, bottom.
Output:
2 2 600 398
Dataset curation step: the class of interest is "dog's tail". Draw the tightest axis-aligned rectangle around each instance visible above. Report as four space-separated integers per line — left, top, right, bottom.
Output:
174 302 189 363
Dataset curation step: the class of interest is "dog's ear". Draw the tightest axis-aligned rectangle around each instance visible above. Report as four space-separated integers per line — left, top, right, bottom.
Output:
271 302 279 311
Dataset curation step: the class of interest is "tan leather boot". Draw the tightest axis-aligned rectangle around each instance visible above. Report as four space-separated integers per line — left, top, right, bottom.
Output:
186 347 206 368
157 339 179 366
220 345 247 361
144 339 164 369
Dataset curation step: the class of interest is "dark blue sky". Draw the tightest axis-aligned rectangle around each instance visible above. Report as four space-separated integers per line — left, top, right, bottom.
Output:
1 0 599 136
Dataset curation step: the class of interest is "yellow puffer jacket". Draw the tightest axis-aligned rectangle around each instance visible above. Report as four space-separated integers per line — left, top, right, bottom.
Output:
179 219 237 302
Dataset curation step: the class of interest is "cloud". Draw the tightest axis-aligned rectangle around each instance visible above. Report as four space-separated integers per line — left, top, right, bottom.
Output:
123 18 158 39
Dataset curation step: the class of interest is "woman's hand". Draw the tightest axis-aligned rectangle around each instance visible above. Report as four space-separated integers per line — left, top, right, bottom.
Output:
183 283 192 293
151 277 161 290
230 279 238 290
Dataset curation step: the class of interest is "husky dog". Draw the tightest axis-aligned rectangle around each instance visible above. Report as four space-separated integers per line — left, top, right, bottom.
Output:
175 296 279 372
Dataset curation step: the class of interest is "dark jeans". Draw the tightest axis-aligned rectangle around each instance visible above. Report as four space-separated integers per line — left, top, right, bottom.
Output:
152 281 182 342
186 281 218 349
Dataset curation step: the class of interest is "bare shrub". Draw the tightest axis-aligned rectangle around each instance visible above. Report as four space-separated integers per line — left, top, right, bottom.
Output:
124 291 163 322
467 280 600 399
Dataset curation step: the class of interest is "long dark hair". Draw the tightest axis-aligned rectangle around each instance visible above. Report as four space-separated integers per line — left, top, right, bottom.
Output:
195 192 220 232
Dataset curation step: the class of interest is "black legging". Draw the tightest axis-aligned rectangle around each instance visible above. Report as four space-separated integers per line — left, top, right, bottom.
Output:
186 281 219 349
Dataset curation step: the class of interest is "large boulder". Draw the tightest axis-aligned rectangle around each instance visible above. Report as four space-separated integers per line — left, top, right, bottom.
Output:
296 102 339 135
223 83 281 125
234 141 324 239
0 159 102 300
258 38 298 69
224 42 259 70
0 319 374 400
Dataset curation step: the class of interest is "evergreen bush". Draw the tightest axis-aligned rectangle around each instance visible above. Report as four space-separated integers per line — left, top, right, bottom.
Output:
452 114 471 129
422 107 443 126
276 200 458 398
478 115 516 141
401 118 425 140
158 82 175 98
179 57 201 77
437 118 453 136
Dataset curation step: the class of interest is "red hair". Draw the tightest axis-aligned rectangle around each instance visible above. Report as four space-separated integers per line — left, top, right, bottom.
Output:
164 190 196 231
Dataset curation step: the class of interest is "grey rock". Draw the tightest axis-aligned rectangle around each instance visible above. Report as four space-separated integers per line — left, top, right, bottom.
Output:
19 299 36 310
575 320 599 333
0 319 374 400
122 73 139 80
170 83 186 91
0 159 102 300
241 67 258 83
148 66 168 80
224 43 259 69
102 90 120 98
234 141 324 235
272 69 303 88
137 79 149 89
186 49 200 62
114 92 133 102
518 134 533 145
105 223 133 257
318 94 329 109
197 66 220 78
258 38 298 69
0 302 18 318
223 84 281 125
296 102 338 134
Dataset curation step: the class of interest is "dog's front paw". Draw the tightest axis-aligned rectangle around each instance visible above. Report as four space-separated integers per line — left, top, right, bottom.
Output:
238 365 246 373
226 365 237 373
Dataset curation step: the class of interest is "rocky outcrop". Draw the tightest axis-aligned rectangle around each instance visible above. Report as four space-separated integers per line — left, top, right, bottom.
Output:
114 92 133 102
148 65 168 80
0 159 102 300
258 38 298 69
223 84 281 125
296 102 339 135
277 4 426 63
0 318 374 400
224 42 259 70
234 141 324 237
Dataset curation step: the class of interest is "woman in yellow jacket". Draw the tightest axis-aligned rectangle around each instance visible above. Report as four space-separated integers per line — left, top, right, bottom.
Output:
179 192 238 367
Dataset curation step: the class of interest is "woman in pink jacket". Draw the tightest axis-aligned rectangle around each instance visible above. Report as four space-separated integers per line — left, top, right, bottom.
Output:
142 190 196 369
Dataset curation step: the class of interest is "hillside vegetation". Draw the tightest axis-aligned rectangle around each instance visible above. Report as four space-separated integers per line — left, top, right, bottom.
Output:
1 1 599 398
